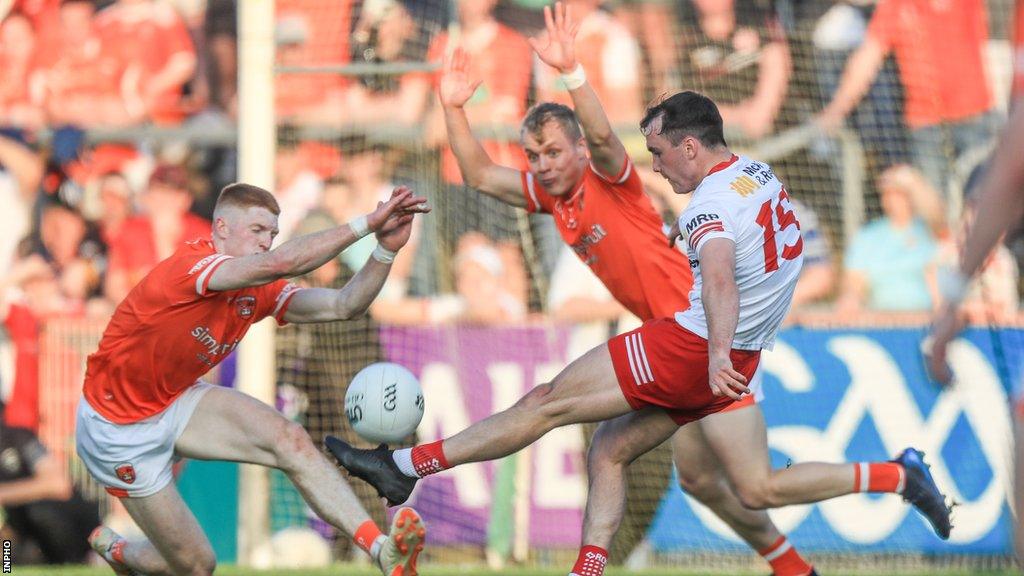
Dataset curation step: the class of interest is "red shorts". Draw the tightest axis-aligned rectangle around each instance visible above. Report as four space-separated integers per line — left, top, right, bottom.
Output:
608 319 762 425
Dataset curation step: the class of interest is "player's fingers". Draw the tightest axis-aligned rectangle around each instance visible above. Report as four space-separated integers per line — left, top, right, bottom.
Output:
543 4 555 32
726 367 748 385
713 380 742 401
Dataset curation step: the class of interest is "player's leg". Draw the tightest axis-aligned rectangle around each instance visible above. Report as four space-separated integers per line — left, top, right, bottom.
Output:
570 408 678 576
90 484 215 576
673 407 815 576
174 385 424 575
326 341 635 504
698 405 952 539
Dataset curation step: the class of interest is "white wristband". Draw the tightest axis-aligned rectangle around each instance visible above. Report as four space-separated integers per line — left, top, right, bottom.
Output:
937 266 969 305
371 245 398 264
560 64 587 91
349 215 370 239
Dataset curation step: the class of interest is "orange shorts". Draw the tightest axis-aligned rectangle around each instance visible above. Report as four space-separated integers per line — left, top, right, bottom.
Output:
608 319 761 425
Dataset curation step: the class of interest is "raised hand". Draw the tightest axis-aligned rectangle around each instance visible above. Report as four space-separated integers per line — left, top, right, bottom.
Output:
375 186 431 252
528 2 581 74
366 186 430 232
439 48 482 109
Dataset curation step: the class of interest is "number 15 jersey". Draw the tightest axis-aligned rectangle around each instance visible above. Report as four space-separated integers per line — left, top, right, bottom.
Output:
674 155 803 351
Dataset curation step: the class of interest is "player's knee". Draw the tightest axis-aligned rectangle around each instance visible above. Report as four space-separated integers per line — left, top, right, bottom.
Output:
177 546 216 576
677 469 724 502
515 383 567 427
275 420 317 470
734 481 779 510
587 426 629 469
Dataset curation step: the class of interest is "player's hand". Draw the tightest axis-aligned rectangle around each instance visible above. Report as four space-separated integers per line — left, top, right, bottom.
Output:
667 220 681 248
528 2 581 74
366 186 430 232
925 303 964 387
708 354 749 401
439 48 482 109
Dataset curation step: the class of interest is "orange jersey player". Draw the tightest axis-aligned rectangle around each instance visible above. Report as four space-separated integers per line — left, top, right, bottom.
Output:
78 183 431 576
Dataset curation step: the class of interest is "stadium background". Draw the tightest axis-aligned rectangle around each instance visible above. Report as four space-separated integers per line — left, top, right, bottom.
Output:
1 0 1022 572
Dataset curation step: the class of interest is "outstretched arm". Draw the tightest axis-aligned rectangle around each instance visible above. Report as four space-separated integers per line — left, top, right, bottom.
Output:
283 200 427 323
440 49 526 206
208 186 428 291
928 105 1024 383
699 238 749 401
529 2 626 178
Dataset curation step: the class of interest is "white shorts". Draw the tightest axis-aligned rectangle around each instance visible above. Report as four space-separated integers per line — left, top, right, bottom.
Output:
75 382 214 498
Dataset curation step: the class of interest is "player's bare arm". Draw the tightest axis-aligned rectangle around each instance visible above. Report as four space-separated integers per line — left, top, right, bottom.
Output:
529 1 626 178
699 237 749 400
439 49 525 207
208 186 428 292
928 105 1024 384
284 198 426 323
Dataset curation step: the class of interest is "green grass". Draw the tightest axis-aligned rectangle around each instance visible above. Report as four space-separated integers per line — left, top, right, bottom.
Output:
10 566 1020 576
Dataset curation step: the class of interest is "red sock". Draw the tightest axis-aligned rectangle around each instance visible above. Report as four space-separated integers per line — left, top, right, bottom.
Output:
570 545 608 576
353 520 383 555
758 536 814 576
853 462 905 493
411 440 450 477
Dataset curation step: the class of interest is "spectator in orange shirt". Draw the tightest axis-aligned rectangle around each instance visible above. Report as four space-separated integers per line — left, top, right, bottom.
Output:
0 12 45 130
534 0 642 125
275 0 354 123
95 0 197 125
36 0 131 127
819 0 999 198
105 164 210 303
423 0 534 241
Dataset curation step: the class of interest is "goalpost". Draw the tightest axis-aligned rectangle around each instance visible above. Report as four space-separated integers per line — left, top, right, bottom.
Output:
236 0 276 567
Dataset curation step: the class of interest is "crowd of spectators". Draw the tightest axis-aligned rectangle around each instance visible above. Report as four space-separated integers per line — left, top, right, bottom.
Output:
0 0 1018 357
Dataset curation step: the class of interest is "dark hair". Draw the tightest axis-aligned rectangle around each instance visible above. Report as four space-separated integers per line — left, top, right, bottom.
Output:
521 102 582 143
215 183 281 216
640 91 727 148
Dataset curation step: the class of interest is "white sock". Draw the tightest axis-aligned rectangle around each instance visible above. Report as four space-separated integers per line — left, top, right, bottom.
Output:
393 448 420 478
370 534 386 560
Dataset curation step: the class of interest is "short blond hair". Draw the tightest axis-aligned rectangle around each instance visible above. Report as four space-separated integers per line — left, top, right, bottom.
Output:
215 183 281 216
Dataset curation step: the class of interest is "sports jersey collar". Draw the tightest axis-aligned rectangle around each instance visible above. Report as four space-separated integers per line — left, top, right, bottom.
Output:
706 154 739 177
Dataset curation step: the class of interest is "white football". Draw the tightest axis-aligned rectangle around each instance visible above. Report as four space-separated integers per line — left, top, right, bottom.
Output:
345 362 424 444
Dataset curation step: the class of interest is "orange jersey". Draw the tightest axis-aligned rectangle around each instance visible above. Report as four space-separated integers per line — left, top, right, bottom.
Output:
522 157 692 320
83 240 300 424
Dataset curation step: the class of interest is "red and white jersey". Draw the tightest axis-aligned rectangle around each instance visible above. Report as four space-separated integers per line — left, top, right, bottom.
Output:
674 155 803 350
83 240 301 424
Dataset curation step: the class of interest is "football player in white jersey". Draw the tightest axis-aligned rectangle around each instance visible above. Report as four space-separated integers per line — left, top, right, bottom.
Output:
329 91 953 576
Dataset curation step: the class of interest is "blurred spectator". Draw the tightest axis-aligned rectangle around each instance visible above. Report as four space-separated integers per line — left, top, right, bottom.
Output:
274 136 324 241
605 0 676 98
105 164 208 302
202 0 237 115
836 164 945 316
818 0 998 197
7 198 107 318
0 133 42 275
424 0 534 241
789 197 835 308
36 0 130 127
0 12 45 130
810 3 908 169
534 0 642 125
94 171 135 247
95 0 197 125
321 0 435 126
0 417 100 565
672 0 791 140
275 0 354 123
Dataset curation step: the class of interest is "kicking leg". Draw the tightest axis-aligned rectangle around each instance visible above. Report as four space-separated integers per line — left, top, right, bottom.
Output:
699 406 952 539
570 409 678 576
326 342 634 504
674 406 814 575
